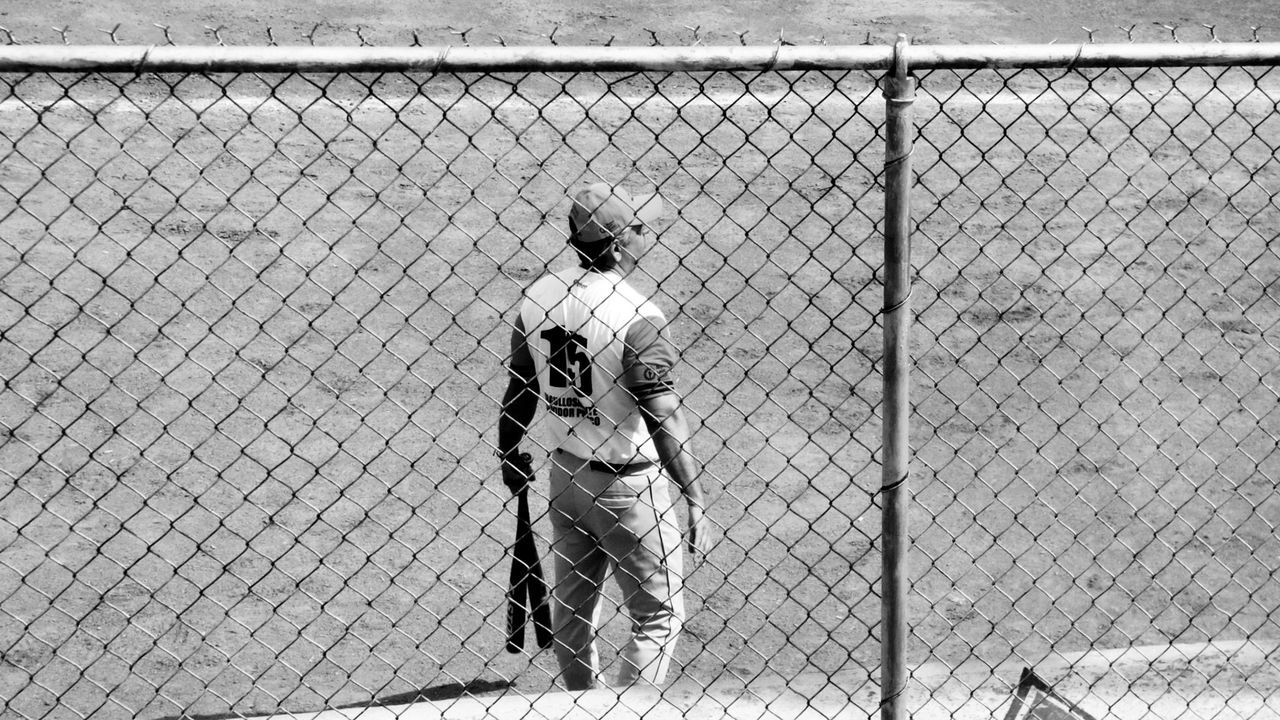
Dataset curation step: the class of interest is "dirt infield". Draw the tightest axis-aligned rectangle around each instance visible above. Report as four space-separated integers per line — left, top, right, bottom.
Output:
3 5 1280 720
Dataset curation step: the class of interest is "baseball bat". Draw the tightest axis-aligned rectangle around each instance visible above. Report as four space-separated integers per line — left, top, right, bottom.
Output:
506 455 553 652
521 490 553 649
505 496 528 653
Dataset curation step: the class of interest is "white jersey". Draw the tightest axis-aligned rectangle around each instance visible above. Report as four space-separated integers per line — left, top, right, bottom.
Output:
514 266 677 464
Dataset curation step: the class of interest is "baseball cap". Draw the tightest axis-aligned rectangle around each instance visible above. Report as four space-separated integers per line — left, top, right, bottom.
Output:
568 183 664 245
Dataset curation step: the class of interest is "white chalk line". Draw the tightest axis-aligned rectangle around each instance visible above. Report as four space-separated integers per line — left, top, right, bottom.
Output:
910 637 1279 720
237 639 1278 720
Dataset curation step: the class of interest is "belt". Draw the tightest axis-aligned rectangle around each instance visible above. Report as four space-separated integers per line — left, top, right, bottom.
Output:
556 450 655 476
590 458 655 475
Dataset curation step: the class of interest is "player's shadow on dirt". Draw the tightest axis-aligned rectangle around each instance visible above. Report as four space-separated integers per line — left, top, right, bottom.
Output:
160 679 513 720
350 678 514 706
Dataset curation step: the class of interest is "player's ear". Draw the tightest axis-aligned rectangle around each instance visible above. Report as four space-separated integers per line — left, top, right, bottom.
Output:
615 227 638 254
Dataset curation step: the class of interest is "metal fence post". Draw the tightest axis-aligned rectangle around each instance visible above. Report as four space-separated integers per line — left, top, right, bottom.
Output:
881 33 915 720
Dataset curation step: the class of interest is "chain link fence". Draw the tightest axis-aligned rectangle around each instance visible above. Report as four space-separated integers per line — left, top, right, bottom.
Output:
907 60 1280 718
0 55 888 720
1 40 1279 720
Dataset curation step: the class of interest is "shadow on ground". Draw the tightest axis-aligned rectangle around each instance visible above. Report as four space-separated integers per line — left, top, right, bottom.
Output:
343 679 514 707
160 679 514 720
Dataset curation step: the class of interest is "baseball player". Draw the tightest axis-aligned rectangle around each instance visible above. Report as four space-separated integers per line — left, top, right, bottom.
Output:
496 182 712 690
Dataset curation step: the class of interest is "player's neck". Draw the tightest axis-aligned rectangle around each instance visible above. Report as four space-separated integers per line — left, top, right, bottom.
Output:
580 264 625 278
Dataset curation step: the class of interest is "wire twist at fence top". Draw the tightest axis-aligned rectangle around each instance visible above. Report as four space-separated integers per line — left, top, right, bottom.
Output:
0 21 1272 47
2 41 1280 73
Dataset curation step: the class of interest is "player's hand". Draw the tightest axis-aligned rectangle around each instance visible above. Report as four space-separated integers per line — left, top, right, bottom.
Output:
500 451 534 494
686 503 714 561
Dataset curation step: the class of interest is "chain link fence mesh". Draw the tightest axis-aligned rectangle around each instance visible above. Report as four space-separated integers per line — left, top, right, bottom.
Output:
1 47 1279 720
0 66 886 719
909 64 1280 718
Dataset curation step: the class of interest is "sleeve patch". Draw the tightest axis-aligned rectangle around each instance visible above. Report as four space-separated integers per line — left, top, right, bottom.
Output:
622 316 678 398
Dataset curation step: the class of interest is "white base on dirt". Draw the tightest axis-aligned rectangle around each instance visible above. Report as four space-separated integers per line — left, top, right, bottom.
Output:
249 639 1278 720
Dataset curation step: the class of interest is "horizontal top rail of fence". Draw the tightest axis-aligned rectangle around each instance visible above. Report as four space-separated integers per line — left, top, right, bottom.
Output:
1 41 1280 73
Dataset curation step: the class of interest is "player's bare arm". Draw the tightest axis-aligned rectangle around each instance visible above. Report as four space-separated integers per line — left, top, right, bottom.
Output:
498 321 540 494
639 392 713 559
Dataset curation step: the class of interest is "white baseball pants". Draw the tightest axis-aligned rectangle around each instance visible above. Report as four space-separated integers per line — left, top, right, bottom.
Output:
547 450 685 690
